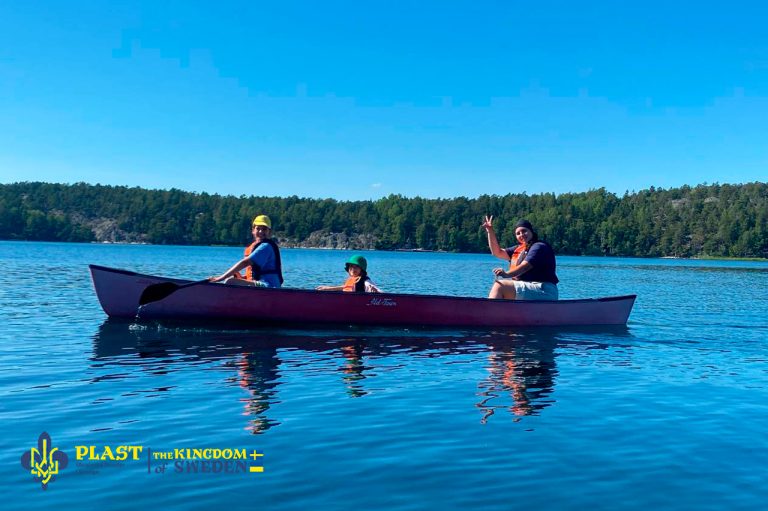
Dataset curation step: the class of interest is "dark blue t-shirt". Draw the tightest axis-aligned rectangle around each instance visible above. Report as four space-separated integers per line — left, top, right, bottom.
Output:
504 241 559 284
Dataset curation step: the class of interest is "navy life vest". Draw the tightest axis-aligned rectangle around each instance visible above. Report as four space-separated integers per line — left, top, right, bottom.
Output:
244 239 284 285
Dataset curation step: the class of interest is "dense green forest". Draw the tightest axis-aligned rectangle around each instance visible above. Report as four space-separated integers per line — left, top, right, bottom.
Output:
1 181 766 258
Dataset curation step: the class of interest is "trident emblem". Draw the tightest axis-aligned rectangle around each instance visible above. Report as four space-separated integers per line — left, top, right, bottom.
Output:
20 432 69 490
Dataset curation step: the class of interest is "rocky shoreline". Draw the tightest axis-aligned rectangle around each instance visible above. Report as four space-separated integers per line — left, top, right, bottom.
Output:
85 225 380 250
277 230 378 250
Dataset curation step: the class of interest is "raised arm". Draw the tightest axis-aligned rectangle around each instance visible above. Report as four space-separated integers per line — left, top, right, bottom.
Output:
482 215 510 261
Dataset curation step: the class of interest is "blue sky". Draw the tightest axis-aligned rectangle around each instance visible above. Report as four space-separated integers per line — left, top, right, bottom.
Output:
1 1 766 200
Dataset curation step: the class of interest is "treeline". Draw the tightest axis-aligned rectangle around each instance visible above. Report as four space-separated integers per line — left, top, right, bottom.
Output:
0 181 766 258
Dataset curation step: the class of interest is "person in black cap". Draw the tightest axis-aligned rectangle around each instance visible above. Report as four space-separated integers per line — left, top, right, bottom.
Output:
482 215 559 300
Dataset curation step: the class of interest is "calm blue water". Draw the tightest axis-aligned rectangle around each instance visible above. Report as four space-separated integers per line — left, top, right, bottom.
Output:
2 241 767 510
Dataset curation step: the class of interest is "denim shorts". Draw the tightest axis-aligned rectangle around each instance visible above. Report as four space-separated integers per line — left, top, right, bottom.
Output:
512 281 559 301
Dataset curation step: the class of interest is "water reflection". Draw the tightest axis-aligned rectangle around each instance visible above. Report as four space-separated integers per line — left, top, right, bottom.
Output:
229 350 281 433
476 336 557 421
92 320 631 432
338 343 368 398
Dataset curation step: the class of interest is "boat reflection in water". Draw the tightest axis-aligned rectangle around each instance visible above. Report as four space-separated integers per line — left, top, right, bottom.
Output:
92 320 631 432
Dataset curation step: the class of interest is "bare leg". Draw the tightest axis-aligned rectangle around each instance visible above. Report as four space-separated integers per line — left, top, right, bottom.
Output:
488 280 517 300
223 277 258 287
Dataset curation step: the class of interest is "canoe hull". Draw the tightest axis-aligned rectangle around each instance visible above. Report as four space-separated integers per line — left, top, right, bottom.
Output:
89 265 636 327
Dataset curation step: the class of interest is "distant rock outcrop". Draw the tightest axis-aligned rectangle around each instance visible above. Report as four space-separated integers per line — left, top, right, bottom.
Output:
71 214 149 243
279 230 378 250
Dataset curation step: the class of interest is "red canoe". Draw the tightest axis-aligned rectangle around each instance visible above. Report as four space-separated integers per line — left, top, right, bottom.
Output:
89 265 636 327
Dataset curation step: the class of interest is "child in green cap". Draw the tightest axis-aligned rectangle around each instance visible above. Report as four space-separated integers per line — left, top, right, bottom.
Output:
316 254 382 293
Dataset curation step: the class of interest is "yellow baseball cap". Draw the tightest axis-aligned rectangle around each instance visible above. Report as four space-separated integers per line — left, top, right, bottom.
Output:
252 215 272 229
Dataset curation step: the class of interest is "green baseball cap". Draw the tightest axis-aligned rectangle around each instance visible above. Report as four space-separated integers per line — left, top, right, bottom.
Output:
344 254 367 272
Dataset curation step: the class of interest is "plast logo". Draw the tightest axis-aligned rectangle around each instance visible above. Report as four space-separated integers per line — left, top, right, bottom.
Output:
20 432 69 490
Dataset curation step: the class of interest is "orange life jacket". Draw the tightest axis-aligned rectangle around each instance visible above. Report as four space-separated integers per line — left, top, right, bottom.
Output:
242 242 258 280
508 245 528 271
235 240 283 285
231 242 258 280
342 276 370 292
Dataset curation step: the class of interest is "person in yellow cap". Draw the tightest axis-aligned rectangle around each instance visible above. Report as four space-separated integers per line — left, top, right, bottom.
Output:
209 214 283 287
